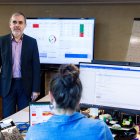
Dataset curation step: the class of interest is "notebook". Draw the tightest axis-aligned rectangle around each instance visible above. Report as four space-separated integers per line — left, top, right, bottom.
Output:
29 102 53 126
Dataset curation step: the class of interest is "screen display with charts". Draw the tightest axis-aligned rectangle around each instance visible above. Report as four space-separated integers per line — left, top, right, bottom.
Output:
29 102 53 126
24 18 95 66
79 62 140 114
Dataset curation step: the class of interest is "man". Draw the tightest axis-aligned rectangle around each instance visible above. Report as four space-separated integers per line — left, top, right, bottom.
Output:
0 12 40 118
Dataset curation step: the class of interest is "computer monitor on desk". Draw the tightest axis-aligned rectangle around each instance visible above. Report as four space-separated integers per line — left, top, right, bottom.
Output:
79 62 140 115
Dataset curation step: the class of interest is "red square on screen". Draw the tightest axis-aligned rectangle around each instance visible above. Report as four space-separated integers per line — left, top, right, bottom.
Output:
33 24 39 28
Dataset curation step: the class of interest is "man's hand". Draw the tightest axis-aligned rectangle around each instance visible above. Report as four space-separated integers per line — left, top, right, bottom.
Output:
31 92 40 101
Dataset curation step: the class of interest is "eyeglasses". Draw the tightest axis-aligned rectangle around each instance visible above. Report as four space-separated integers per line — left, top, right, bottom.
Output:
12 20 24 25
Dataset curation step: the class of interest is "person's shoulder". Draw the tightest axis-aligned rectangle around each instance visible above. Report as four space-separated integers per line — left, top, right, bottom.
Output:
28 122 47 132
23 34 36 41
0 34 10 40
82 117 108 128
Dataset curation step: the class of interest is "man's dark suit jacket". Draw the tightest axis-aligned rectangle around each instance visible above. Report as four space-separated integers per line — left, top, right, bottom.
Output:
0 34 40 98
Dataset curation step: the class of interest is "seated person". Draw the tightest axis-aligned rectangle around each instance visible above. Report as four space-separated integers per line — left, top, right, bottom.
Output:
25 64 114 140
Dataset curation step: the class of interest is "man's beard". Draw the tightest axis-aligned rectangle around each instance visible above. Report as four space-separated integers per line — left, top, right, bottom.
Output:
12 30 22 38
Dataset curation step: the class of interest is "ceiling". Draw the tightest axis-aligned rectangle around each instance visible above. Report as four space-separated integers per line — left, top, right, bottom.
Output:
1 0 140 4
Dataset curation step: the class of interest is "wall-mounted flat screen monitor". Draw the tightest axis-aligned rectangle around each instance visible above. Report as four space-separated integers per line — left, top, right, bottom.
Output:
24 18 95 68
79 62 140 115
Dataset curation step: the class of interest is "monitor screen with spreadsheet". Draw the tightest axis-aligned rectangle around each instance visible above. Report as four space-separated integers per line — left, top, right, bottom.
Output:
24 18 95 68
79 62 140 114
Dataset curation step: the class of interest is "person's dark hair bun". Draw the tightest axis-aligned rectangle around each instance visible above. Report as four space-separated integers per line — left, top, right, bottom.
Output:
59 64 79 88
49 64 82 110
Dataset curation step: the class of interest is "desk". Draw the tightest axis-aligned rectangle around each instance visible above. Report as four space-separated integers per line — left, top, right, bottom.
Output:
1 95 140 139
